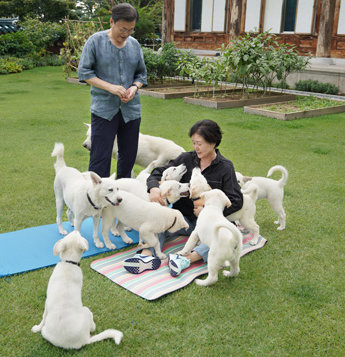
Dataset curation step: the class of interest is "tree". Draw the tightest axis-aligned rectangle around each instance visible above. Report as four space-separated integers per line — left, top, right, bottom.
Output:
0 0 77 22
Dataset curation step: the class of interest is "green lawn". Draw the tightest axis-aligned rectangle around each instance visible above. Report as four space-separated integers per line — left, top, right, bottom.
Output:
0 67 344 356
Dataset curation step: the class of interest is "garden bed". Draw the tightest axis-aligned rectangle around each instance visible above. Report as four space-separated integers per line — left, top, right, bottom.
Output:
140 84 233 99
243 96 345 120
183 91 296 109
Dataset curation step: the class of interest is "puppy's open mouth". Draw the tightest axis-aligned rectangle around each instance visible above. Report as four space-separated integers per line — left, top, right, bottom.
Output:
180 191 189 197
106 197 121 206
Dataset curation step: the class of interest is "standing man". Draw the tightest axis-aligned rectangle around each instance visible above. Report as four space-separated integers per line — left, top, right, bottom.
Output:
78 3 147 178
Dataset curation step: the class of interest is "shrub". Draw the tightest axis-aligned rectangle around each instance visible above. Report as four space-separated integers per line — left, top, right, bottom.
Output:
142 42 180 82
222 30 310 96
295 80 339 95
0 31 35 57
0 58 23 74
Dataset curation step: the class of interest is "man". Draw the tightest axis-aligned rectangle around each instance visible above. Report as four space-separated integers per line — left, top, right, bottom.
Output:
78 3 147 178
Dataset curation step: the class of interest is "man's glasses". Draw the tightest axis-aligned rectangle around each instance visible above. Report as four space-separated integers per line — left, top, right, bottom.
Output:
117 25 135 35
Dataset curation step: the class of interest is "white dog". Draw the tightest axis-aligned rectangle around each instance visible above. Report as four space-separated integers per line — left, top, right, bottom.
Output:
159 180 190 205
189 168 260 245
101 190 189 259
136 163 187 186
236 165 288 230
31 231 123 349
178 189 243 286
82 123 185 171
51 143 122 239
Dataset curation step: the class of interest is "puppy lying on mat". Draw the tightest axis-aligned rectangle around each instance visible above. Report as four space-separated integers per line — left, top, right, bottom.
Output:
31 231 123 349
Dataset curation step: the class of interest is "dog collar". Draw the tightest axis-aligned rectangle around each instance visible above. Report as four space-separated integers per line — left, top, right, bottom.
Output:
167 216 177 231
191 197 201 202
64 260 80 267
87 193 100 210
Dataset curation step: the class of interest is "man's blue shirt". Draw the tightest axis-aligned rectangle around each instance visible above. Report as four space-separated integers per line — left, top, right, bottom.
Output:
78 31 147 122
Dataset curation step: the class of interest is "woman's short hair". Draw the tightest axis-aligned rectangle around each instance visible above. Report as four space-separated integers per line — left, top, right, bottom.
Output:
112 3 139 23
189 119 223 147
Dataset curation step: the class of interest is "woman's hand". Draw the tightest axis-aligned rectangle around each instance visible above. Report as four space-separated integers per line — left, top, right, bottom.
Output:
149 187 165 206
193 205 203 217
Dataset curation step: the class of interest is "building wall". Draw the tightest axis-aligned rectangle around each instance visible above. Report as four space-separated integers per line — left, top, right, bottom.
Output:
171 0 345 58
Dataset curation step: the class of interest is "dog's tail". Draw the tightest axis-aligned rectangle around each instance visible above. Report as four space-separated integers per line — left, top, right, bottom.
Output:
267 165 288 188
215 223 242 251
51 142 66 174
87 329 123 346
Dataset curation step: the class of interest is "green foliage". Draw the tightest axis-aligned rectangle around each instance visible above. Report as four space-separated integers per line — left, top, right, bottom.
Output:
0 57 23 74
295 80 339 95
0 0 77 22
60 20 102 77
0 18 66 74
0 55 65 75
142 42 180 82
0 31 35 57
222 31 310 96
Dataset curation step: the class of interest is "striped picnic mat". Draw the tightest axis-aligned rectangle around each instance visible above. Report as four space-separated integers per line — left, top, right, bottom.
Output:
90 230 267 301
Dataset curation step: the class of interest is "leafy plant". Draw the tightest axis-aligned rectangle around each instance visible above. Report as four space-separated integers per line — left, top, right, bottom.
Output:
295 80 339 95
222 30 310 97
142 42 180 83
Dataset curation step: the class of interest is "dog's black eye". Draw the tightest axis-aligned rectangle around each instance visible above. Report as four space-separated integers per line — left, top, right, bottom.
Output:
109 188 113 192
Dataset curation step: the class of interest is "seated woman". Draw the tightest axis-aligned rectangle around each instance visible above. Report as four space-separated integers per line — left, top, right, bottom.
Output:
123 119 243 276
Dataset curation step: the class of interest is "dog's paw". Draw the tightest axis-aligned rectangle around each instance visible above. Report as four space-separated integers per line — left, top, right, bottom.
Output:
95 240 104 249
59 229 68 235
175 250 186 256
224 268 240 278
195 278 207 286
249 238 259 246
111 228 120 236
31 325 40 333
124 226 132 232
158 253 167 260
106 243 117 250
124 238 133 244
277 226 285 231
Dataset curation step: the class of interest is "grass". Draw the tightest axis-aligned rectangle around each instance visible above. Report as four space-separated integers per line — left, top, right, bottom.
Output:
263 96 344 113
0 67 345 356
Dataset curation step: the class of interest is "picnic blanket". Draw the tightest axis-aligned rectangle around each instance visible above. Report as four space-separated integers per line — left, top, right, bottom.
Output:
91 231 267 301
0 218 139 277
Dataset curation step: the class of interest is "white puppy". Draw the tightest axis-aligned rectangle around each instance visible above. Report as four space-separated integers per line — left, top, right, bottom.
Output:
82 123 185 171
136 163 187 186
31 231 123 349
101 190 189 259
51 143 122 240
159 180 190 205
236 165 288 230
178 189 242 286
189 168 260 245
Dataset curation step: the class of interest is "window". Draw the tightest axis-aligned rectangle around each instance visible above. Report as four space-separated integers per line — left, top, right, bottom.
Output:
191 0 202 31
282 0 297 32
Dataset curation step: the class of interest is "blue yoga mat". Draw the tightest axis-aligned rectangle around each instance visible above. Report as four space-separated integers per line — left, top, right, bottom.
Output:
0 218 139 278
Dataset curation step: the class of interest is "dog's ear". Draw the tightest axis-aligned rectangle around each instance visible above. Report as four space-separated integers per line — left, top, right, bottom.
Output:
243 176 252 183
90 171 102 185
160 186 171 198
84 123 90 128
53 238 65 256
